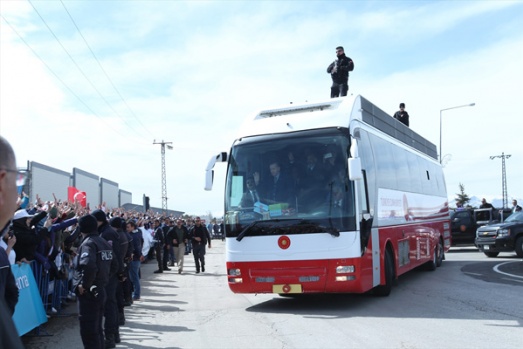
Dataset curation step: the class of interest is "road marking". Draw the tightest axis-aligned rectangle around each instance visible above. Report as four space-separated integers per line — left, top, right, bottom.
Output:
501 277 523 284
493 261 523 280
463 272 482 276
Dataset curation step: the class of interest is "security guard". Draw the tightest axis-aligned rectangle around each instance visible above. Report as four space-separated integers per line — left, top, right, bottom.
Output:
92 209 124 348
73 215 117 349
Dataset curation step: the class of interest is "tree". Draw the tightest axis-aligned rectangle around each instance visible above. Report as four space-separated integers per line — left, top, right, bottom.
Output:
455 183 471 207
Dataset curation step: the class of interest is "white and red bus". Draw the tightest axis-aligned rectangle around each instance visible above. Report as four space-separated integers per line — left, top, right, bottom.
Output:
205 95 450 296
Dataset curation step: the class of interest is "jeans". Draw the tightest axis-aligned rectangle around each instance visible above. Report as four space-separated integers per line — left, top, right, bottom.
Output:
129 260 141 299
330 82 348 98
192 244 206 272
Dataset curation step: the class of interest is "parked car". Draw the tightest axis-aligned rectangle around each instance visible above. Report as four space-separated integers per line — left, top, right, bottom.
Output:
450 208 500 245
475 211 523 257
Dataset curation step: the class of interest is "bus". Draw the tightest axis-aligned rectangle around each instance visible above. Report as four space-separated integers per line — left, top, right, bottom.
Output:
205 95 450 296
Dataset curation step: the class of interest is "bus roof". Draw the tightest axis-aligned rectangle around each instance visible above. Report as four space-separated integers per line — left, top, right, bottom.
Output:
237 95 437 160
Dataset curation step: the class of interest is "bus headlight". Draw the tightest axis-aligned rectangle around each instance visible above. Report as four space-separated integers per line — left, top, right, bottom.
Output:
228 268 241 276
229 278 243 283
336 265 355 273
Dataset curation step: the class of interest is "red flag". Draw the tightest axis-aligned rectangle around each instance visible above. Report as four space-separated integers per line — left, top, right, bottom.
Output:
68 186 87 207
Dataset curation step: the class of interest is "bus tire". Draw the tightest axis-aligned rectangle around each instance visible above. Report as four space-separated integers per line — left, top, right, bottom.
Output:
436 238 444 267
484 251 499 258
374 248 394 297
425 247 437 271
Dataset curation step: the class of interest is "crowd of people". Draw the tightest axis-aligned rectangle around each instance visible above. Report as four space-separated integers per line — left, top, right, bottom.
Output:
1 135 222 349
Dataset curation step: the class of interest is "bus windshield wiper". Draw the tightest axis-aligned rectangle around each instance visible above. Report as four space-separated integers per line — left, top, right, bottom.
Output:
236 221 262 242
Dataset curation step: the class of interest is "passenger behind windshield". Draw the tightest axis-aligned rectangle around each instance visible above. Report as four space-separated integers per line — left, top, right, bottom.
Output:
239 176 261 208
253 161 295 205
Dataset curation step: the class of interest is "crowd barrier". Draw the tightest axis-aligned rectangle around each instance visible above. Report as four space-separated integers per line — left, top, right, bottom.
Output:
11 256 76 336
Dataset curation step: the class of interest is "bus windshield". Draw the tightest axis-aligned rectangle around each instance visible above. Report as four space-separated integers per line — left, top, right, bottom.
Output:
224 128 356 238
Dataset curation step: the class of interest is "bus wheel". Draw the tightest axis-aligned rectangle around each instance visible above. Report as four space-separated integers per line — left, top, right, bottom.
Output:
436 239 444 267
484 251 499 258
425 247 437 271
374 249 394 297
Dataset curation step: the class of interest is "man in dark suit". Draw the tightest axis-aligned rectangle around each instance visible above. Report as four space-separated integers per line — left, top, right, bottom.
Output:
254 161 294 204
240 176 261 208
512 200 522 213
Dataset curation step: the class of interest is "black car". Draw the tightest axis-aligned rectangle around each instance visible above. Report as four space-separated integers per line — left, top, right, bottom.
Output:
475 211 523 257
450 210 478 245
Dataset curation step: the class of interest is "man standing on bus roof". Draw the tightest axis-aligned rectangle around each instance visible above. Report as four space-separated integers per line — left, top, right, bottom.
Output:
327 46 354 98
393 103 410 127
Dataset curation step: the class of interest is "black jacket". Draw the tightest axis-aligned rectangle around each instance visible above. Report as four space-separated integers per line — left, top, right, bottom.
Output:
130 229 143 261
0 248 18 314
327 54 354 84
190 225 211 246
99 222 124 276
168 225 189 247
12 211 47 262
72 233 117 295
393 110 410 127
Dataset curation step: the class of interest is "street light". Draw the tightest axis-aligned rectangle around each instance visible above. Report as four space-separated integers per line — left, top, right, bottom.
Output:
439 103 475 163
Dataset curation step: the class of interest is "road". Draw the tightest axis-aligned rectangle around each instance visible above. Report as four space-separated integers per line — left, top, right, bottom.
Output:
23 243 523 349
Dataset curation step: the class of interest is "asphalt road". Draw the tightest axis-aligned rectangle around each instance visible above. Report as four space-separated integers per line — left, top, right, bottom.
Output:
22 243 523 349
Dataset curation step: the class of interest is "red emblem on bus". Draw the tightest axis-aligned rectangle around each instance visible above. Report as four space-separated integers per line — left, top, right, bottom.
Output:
278 236 291 250
282 284 291 293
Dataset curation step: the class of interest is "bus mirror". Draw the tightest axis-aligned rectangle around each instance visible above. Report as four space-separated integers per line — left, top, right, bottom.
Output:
348 158 363 181
205 170 215 191
204 152 228 191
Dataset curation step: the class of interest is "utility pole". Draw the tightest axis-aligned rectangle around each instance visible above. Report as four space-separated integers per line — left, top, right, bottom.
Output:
153 140 173 214
490 152 511 209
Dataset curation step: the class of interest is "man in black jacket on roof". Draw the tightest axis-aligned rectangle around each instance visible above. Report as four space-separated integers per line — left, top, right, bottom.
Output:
327 46 354 98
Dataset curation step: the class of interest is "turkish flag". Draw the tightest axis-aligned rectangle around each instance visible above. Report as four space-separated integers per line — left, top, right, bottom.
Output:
68 186 87 207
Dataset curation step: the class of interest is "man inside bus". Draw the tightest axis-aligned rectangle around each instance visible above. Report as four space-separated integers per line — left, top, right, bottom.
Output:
324 182 348 216
253 161 294 204
239 176 261 208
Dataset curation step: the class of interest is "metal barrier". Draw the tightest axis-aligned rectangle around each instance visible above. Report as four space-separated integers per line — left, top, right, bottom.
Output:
29 255 76 316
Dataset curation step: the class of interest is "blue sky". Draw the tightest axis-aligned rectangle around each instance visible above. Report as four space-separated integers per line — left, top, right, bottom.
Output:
1 0 522 215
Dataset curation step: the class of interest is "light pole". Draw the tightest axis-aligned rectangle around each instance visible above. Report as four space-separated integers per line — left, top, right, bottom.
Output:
153 140 173 214
490 152 511 209
439 103 475 163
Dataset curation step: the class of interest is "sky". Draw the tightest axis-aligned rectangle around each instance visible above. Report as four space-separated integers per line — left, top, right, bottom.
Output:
1 0 522 216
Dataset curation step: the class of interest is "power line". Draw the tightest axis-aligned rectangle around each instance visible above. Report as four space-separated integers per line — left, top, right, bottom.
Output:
1 14 132 141
27 0 149 143
59 0 155 139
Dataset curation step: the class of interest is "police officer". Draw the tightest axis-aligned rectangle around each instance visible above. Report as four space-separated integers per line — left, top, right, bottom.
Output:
92 209 124 348
109 217 131 326
72 214 117 349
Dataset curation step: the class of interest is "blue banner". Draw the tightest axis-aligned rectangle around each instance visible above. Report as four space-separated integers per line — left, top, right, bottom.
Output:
11 263 48 335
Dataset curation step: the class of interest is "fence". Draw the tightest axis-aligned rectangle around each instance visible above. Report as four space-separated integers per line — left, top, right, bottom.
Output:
12 255 76 337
